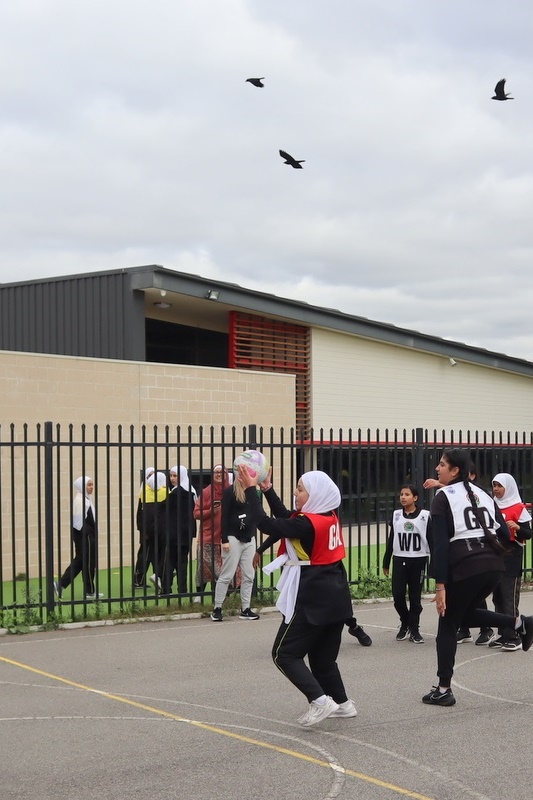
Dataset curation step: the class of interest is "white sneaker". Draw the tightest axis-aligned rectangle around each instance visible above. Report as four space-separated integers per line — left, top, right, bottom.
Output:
149 574 161 591
329 699 357 718
192 596 202 603
298 696 339 727
85 593 104 600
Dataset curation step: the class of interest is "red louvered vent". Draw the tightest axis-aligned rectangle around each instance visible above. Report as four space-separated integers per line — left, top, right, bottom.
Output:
229 311 310 436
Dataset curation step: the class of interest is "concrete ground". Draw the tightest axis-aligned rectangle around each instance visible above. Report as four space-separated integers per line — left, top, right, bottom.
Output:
1 593 533 800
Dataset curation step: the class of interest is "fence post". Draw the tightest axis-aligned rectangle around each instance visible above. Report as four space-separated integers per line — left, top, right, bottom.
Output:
414 427 425 488
44 421 55 615
248 424 257 449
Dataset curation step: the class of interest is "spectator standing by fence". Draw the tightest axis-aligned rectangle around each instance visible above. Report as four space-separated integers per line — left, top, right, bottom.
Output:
55 476 102 600
193 465 230 598
159 465 197 595
134 469 168 590
210 468 259 622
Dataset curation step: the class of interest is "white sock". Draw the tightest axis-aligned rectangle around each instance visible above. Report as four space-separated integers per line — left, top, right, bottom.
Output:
515 616 522 630
438 686 449 694
313 694 328 705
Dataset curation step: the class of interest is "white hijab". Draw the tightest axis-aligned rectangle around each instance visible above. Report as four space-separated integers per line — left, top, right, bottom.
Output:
72 476 95 531
300 471 341 514
493 473 531 520
172 465 198 501
147 471 167 491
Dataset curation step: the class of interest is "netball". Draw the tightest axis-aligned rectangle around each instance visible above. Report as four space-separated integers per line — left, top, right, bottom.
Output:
233 449 269 483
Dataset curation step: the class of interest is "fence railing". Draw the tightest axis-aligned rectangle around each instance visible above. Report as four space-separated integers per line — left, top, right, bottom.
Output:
1 423 532 626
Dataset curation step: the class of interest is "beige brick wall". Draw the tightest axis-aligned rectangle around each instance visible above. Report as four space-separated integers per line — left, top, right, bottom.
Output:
311 329 533 436
1 350 296 580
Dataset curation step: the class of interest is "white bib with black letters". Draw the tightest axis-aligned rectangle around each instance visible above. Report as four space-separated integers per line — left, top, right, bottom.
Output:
440 482 499 542
391 509 430 557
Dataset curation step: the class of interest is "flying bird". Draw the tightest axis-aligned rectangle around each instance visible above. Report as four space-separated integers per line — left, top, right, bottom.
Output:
279 149 305 169
492 78 513 101
246 77 265 88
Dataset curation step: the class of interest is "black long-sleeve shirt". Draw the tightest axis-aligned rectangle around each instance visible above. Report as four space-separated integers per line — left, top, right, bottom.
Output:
221 486 257 543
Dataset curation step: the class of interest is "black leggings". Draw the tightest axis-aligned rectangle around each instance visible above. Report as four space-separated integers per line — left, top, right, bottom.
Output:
271 609 348 703
59 527 96 595
436 570 517 686
391 556 427 633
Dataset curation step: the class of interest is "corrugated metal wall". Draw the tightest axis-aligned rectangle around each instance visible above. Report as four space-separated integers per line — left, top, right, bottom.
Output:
0 272 145 360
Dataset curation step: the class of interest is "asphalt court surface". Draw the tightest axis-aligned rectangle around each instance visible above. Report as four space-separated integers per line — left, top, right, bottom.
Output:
2 594 533 800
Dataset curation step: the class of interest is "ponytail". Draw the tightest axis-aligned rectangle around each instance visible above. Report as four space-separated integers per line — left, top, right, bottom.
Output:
463 480 507 556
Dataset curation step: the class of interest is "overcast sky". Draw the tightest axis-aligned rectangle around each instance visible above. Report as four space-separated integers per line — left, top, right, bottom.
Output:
1 1 532 360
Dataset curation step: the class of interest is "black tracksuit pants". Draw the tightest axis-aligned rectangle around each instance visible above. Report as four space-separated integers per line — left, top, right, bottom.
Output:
391 555 427 633
436 570 518 686
271 608 348 704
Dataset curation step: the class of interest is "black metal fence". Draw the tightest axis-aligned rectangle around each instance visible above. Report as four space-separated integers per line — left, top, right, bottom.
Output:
1 422 532 626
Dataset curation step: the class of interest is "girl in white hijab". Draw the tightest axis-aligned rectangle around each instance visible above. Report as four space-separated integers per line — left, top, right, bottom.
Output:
54 477 102 601
491 473 532 650
158 466 198 594
238 466 355 728
134 470 168 590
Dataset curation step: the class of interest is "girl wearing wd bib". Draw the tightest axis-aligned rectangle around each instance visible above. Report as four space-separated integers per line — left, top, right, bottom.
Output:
383 485 429 644
238 466 354 728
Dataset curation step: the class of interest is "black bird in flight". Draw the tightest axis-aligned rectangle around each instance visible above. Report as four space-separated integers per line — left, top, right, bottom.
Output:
492 78 513 101
246 77 265 88
279 149 305 169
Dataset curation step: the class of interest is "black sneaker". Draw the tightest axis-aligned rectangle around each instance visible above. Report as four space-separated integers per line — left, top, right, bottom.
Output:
422 687 456 706
53 581 62 599
211 607 223 622
501 638 522 652
456 629 473 643
475 629 494 646
396 625 409 641
348 625 372 646
519 615 533 652
409 631 425 644
239 608 260 620
488 636 504 649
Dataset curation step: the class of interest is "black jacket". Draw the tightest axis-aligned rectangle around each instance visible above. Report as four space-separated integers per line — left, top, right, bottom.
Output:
166 486 196 545
221 486 257 543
